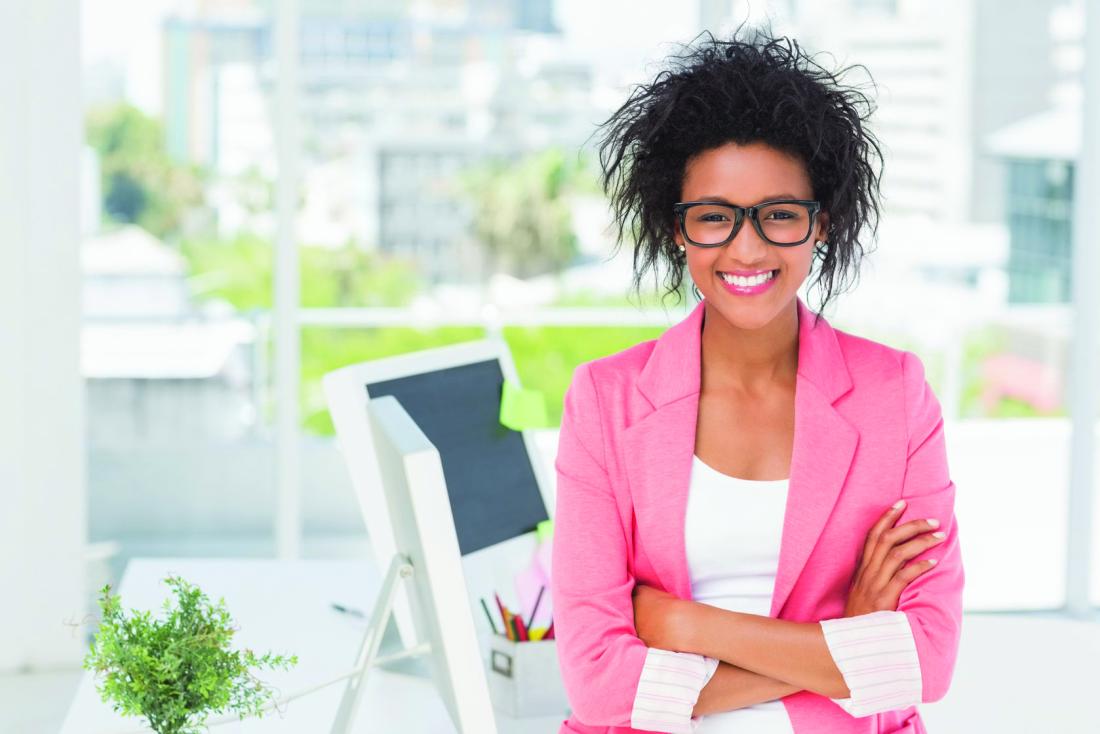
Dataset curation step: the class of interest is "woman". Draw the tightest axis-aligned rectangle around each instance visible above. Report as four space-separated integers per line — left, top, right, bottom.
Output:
550 25 964 734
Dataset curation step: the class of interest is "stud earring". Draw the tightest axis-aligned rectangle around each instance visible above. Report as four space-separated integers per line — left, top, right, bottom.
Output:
678 244 686 252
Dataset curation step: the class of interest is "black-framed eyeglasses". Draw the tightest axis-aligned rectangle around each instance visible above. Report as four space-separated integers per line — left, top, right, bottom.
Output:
673 199 822 247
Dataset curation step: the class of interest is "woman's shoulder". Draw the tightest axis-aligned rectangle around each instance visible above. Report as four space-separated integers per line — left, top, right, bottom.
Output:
831 324 931 397
572 338 656 386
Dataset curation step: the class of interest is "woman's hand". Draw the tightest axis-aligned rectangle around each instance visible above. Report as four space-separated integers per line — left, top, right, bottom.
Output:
632 583 692 650
844 499 946 617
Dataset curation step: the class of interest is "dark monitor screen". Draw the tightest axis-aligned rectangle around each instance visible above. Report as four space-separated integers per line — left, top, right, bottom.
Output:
367 359 549 555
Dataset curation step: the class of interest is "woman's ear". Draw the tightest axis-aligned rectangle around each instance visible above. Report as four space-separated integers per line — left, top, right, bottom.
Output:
817 211 831 243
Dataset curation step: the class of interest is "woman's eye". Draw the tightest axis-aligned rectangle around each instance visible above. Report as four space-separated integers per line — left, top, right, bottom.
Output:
699 213 729 222
766 211 795 220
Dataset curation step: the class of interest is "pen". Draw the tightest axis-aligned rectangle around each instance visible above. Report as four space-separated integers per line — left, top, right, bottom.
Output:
480 597 501 635
331 602 366 618
526 584 546 628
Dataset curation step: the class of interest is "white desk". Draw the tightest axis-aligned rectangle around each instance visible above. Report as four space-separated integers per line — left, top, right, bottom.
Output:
61 559 565 734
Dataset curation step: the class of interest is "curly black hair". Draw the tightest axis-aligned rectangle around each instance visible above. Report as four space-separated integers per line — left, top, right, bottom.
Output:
594 21 885 322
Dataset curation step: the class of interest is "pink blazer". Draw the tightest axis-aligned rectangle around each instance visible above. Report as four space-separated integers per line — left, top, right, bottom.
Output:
551 295 964 734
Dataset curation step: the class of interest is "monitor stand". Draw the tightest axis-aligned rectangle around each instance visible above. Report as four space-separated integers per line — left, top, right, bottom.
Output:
330 554 431 734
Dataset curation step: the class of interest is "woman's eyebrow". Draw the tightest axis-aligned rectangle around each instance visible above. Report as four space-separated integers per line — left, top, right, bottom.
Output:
690 193 803 204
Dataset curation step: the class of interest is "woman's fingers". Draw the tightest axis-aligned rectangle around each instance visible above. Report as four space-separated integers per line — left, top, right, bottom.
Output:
883 556 940 601
847 501 946 616
866 516 941 578
874 527 947 584
861 500 907 570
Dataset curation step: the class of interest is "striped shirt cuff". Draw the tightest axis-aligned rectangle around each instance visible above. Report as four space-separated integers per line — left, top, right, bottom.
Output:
820 610 922 718
630 648 719 733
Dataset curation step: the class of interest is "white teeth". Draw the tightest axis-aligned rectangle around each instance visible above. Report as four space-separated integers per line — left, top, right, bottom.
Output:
721 270 775 287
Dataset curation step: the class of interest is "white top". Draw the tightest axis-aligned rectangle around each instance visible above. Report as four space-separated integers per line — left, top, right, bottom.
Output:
683 453 796 733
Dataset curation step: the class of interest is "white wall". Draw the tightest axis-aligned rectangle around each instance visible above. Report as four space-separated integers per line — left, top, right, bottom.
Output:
0 0 86 670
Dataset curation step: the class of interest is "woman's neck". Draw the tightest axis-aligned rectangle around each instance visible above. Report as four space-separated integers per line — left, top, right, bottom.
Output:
700 300 799 396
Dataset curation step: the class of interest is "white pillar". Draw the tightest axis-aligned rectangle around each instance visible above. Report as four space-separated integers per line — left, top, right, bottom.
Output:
275 0 302 559
1067 0 1100 617
0 0 86 669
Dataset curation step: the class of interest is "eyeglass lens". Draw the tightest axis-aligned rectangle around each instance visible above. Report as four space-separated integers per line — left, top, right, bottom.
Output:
683 203 814 245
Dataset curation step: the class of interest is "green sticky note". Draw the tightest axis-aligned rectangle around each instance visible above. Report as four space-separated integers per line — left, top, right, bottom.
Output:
536 519 554 542
499 379 549 430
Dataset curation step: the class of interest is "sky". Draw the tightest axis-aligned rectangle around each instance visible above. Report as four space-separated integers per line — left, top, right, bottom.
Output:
79 0 779 115
81 0 182 113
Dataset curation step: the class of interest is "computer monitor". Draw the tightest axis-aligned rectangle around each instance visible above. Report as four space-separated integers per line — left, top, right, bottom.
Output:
322 338 552 651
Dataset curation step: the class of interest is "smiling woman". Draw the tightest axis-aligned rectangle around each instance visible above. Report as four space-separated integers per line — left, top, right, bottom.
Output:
551 18 963 734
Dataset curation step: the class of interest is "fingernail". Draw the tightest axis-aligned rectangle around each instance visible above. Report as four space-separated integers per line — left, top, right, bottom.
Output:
928 558 938 565
932 531 946 539
892 499 906 510
926 518 940 528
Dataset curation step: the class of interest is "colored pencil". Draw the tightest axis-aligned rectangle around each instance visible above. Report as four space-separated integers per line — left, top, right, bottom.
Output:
503 607 516 641
494 593 508 637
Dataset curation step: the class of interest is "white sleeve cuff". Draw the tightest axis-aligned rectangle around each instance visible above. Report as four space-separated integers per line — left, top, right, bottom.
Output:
702 654 720 685
630 648 718 733
820 610 923 718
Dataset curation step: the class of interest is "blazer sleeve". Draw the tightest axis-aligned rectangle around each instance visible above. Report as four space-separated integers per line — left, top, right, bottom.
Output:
817 349 964 716
551 362 714 731
891 349 965 704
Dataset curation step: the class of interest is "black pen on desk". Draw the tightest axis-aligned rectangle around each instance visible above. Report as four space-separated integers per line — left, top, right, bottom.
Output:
331 602 366 618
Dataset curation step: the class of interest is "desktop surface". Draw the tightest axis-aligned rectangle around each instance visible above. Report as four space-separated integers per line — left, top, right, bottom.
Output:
61 558 563 734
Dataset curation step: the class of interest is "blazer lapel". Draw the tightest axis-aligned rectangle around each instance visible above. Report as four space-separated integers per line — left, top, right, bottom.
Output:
623 295 858 619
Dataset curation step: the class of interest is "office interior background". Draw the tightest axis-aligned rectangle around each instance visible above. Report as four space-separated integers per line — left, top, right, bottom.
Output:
2 0 1099 731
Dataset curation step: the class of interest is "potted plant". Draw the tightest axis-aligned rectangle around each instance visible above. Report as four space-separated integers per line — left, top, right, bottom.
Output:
83 575 299 734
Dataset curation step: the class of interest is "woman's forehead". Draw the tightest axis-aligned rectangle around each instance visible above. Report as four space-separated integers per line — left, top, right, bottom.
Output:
682 141 811 199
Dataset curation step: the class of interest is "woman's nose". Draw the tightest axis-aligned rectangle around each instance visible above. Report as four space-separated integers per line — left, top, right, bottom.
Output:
726 215 771 259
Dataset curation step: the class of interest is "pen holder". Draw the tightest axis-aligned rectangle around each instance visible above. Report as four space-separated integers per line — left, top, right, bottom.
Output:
487 634 570 718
